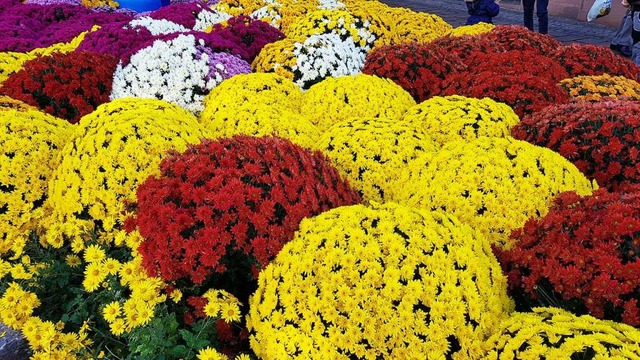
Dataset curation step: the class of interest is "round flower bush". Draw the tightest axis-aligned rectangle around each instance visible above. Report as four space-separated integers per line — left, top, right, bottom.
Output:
110 33 251 115
473 50 569 84
315 117 436 203
447 22 495 37
210 15 285 63
427 34 506 68
551 44 639 80
0 51 118 123
441 71 569 118
383 9 452 45
0 108 70 258
126 16 190 36
44 98 210 249
200 72 303 117
129 135 361 286
75 21 157 60
363 42 467 102
478 25 561 54
251 37 298 81
401 95 520 148
248 203 514 360
284 10 376 50
483 308 640 358
512 100 640 191
300 74 416 131
202 105 321 149
147 2 233 31
397 137 596 247
558 73 640 102
495 187 640 326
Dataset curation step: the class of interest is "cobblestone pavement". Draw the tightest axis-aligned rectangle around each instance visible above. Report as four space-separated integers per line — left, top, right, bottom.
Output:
380 0 618 47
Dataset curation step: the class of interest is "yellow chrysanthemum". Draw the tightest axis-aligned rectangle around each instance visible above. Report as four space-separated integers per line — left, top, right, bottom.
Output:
252 38 298 80
83 244 106 263
249 203 513 359
0 108 71 258
65 255 82 268
448 23 495 37
301 74 416 132
44 98 211 250
102 302 122 323
197 347 229 360
558 73 640 102
397 137 597 248
401 95 520 148
285 10 376 49
484 308 640 358
315 117 436 203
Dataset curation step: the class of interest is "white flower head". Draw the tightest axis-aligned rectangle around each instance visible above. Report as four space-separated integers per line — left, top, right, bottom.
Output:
128 17 189 36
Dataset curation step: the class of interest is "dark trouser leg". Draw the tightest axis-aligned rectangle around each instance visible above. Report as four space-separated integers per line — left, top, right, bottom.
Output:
522 0 535 30
536 0 549 34
611 9 633 47
632 8 640 67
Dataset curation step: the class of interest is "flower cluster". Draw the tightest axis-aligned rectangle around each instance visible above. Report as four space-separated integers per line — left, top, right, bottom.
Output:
147 2 232 31
0 108 70 259
81 0 117 8
284 10 376 50
495 187 640 326
0 95 36 112
551 44 639 79
384 8 452 45
251 38 298 80
478 25 561 54
512 100 640 191
363 42 467 102
0 4 130 52
558 73 640 102
473 50 569 84
111 33 251 115
401 95 520 148
130 135 361 286
427 34 505 68
484 308 640 358
0 52 35 86
441 71 569 118
75 22 157 60
210 15 285 62
44 98 210 250
0 51 118 123
300 74 416 131
127 16 189 36
315 117 436 203
290 33 367 89
397 137 596 247
248 203 513 359
447 22 494 37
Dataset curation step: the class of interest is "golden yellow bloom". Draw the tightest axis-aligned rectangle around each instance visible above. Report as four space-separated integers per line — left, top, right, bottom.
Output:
285 10 377 50
109 318 126 336
102 302 122 323
301 74 416 131
448 23 495 37
252 38 298 80
83 262 107 292
197 347 229 360
221 302 242 323
83 244 106 263
558 73 640 102
249 203 513 359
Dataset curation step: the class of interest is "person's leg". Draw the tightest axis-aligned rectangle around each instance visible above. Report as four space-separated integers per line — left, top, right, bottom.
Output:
522 0 535 30
536 0 549 34
631 8 640 66
611 9 632 48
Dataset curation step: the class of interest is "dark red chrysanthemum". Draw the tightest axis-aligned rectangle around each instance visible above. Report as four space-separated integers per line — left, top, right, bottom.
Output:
551 44 639 80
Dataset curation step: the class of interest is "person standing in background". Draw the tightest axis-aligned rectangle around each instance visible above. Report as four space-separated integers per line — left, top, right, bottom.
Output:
627 0 640 65
465 0 501 25
522 0 549 34
610 5 632 57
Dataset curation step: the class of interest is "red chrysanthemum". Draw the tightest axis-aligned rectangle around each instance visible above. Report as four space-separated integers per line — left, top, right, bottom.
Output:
130 135 361 286
512 100 640 191
495 186 640 326
362 42 467 102
0 51 118 123
441 71 569 118
473 50 569 84
477 25 561 54
551 44 639 80
427 35 506 68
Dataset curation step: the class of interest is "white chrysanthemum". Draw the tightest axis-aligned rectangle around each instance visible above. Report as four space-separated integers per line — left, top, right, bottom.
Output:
128 17 189 35
193 9 233 31
250 5 282 28
318 0 346 10
110 34 224 115
292 33 367 89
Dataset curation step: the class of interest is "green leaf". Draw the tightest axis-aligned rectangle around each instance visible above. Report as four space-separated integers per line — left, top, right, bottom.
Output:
171 345 188 358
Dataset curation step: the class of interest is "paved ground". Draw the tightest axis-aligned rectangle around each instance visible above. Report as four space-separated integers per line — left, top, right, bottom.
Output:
380 0 619 46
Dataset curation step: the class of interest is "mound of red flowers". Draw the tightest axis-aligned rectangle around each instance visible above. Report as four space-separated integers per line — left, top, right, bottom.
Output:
441 71 569 118
362 42 467 102
128 136 361 289
474 50 569 84
478 25 561 54
512 100 640 191
0 51 118 123
495 187 640 326
551 44 639 80
427 35 506 67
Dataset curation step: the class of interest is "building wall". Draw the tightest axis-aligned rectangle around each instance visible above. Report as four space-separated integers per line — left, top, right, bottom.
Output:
549 0 625 27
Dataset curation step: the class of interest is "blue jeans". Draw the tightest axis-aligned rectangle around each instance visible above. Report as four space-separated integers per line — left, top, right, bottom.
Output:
522 0 549 34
